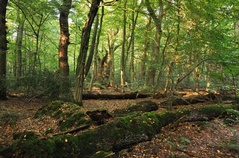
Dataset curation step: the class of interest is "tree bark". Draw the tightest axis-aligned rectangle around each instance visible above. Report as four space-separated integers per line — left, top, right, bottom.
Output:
15 6 25 80
85 14 99 78
58 0 72 77
0 0 8 100
120 0 127 89
74 0 102 104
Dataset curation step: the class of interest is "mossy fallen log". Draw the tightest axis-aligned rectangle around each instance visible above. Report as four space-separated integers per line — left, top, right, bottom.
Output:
113 100 159 116
161 93 222 106
1 104 239 158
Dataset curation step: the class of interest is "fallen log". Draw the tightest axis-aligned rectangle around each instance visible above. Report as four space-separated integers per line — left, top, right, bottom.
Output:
82 92 150 100
161 92 222 106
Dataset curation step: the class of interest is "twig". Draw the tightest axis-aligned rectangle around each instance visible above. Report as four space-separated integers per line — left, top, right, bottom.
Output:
53 124 91 136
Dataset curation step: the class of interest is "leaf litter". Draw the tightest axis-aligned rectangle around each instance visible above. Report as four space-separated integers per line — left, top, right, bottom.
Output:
0 96 239 158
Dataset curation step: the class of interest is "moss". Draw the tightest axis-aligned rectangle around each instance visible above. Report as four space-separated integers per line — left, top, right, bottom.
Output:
223 109 239 125
197 104 235 119
58 112 91 131
35 100 64 118
35 101 91 131
11 132 50 158
3 104 239 158
113 101 158 116
0 112 19 127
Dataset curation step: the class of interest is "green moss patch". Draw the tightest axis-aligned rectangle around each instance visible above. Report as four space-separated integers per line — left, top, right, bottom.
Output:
34 100 92 130
113 100 158 116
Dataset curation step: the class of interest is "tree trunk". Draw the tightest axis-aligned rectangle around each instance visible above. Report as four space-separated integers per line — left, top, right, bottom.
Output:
107 29 120 87
85 14 99 77
89 8 104 92
129 0 141 84
0 0 8 100
140 18 151 83
15 7 25 81
57 0 72 97
120 0 127 89
145 0 163 86
58 0 71 77
74 0 101 104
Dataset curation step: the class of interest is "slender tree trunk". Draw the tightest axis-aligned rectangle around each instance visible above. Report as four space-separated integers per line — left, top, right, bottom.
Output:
107 28 120 87
89 9 104 92
235 21 239 42
74 0 101 104
121 0 127 88
0 0 8 100
15 16 25 80
141 18 151 83
129 0 140 84
85 14 99 77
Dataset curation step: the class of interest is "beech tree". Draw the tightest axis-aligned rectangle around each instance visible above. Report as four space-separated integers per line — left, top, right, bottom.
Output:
0 0 8 100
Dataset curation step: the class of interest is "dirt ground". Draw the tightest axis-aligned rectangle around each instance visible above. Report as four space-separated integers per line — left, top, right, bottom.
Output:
0 93 239 158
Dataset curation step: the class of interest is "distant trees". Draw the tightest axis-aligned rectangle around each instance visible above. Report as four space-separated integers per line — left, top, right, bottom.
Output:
0 0 8 100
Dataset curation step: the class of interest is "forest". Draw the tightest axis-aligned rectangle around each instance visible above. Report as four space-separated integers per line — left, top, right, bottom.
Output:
0 0 239 157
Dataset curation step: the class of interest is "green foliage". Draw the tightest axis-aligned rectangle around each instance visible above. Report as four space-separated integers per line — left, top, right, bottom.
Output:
11 69 61 98
4 0 239 94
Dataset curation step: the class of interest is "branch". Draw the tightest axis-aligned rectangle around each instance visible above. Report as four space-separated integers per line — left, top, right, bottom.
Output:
175 58 212 88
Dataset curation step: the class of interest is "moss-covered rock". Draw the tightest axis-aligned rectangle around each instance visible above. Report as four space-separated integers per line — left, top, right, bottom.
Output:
34 100 92 131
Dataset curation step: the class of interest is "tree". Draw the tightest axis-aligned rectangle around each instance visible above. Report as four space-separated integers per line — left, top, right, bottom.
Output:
58 0 71 77
0 0 8 100
120 0 127 88
57 0 72 97
15 2 25 81
74 0 102 104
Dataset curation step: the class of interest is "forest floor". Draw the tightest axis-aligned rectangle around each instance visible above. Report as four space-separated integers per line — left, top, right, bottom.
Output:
0 90 239 158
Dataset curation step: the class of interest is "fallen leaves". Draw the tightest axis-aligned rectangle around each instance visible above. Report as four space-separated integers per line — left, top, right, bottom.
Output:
0 96 239 158
121 119 239 158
